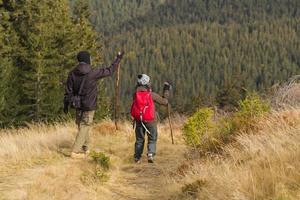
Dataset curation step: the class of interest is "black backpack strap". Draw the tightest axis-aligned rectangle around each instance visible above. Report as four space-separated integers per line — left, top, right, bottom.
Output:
78 74 88 96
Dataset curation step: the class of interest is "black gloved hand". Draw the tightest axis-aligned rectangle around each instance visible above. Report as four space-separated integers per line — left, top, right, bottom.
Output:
163 82 172 91
117 51 125 59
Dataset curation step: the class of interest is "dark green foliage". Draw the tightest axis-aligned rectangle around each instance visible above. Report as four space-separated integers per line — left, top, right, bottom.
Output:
89 0 166 36
89 0 300 35
0 0 108 127
102 19 300 112
0 1 20 126
216 77 247 110
89 151 111 170
85 0 300 113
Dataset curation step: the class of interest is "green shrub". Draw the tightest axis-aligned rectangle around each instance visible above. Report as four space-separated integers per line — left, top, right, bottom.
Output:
183 93 270 153
183 108 217 149
89 151 111 170
218 93 270 141
216 117 236 143
233 93 270 132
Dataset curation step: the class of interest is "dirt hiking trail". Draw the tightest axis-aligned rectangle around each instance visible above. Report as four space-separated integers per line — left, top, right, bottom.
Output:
0 122 187 200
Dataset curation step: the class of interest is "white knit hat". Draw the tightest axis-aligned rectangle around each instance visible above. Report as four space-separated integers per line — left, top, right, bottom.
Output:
137 74 150 86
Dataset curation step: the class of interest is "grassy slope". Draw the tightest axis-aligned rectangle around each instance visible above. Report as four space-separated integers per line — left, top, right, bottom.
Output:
170 109 300 200
0 110 299 200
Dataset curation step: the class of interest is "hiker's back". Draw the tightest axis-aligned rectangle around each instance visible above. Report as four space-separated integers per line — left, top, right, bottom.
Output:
64 50 124 158
131 89 155 122
67 63 97 111
131 74 171 164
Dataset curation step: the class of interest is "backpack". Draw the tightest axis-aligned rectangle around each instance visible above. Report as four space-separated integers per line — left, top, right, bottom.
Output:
131 91 155 122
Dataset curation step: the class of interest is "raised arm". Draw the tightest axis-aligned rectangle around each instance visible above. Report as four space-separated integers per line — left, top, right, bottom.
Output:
93 52 124 79
151 82 171 106
152 92 168 105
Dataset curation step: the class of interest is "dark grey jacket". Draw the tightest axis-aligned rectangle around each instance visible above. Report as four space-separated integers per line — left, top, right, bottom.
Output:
65 57 121 111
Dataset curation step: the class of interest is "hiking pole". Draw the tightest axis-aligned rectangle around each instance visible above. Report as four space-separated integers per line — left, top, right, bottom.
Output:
114 61 121 130
167 103 174 144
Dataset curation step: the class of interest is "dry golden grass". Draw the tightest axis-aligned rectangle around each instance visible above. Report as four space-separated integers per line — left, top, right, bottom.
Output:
0 110 299 200
0 123 74 174
167 109 300 200
271 77 300 109
0 116 187 200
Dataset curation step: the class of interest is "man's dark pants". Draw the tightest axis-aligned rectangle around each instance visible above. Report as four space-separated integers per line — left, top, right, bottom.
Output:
134 121 158 160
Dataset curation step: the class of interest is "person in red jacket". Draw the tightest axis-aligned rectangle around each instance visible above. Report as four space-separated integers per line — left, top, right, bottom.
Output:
131 74 171 163
64 51 124 158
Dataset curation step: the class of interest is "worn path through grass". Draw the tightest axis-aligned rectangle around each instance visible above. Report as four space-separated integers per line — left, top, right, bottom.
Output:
102 143 187 200
0 121 187 200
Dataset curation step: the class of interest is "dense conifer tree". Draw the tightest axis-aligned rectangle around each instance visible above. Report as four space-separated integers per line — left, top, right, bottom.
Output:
0 0 108 126
0 0 20 126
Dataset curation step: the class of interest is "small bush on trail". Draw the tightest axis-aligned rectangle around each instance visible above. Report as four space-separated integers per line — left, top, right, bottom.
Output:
89 151 110 170
80 151 111 185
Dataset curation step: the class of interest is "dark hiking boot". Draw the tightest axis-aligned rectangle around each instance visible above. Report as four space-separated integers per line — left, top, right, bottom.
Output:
147 154 154 163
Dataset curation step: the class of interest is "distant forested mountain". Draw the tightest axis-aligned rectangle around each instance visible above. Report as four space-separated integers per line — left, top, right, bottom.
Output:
104 20 300 112
1 0 300 127
89 0 166 35
88 0 300 112
91 0 300 35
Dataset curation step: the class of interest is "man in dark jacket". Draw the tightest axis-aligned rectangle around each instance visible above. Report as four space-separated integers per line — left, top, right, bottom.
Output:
64 51 124 158
133 74 171 163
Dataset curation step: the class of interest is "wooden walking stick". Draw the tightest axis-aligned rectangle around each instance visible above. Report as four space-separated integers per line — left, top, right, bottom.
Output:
167 103 174 144
114 61 121 130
